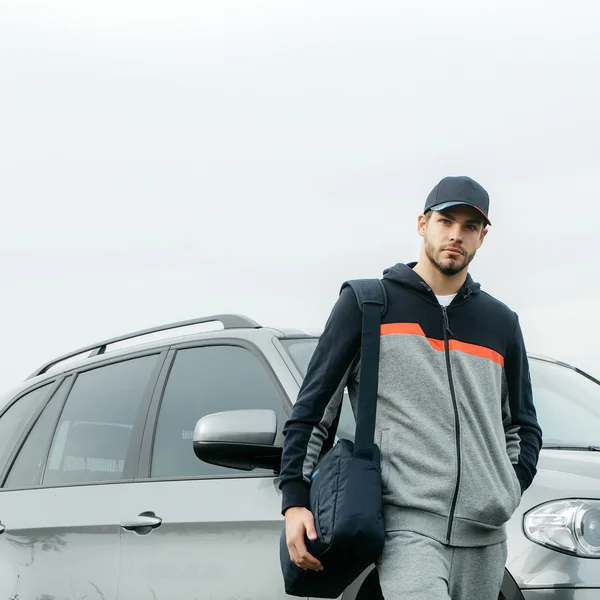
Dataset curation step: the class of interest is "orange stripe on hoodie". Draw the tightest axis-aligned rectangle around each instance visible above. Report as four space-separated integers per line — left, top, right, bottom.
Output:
381 323 504 366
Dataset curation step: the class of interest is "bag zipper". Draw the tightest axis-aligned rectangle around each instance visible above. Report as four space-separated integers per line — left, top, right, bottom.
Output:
442 305 461 544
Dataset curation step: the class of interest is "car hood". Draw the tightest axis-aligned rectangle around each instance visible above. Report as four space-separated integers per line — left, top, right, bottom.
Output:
540 448 600 479
522 449 600 509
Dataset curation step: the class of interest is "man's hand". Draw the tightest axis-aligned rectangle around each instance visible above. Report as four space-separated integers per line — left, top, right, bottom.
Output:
284 507 324 572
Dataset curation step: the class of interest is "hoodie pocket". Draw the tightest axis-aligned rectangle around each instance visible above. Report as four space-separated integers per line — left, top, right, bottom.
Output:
509 464 522 503
456 438 522 528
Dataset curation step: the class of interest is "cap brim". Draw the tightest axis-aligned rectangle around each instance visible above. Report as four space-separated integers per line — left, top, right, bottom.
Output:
428 201 491 226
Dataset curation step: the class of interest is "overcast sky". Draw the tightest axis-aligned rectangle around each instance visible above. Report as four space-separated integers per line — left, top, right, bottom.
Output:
1 0 599 393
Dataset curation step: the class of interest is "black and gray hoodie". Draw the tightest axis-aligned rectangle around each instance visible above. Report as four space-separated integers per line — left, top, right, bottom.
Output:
279 263 543 547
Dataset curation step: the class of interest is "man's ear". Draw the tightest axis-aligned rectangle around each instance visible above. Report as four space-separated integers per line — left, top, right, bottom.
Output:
417 214 427 238
478 226 489 248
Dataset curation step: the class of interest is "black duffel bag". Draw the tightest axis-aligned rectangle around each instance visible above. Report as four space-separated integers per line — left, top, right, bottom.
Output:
280 278 387 598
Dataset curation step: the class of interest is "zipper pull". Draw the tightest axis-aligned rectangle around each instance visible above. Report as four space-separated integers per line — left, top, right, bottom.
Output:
442 307 454 336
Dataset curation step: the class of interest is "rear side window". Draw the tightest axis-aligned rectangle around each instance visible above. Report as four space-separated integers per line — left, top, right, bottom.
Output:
0 384 52 476
43 355 159 486
151 345 284 479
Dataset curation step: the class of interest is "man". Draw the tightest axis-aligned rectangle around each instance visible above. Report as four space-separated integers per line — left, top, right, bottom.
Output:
279 175 543 600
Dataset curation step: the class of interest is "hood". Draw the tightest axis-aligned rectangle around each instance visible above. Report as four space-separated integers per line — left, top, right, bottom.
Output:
520 449 600 511
382 262 481 303
538 449 600 484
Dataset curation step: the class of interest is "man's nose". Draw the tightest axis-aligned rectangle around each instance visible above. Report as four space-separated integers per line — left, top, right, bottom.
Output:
449 225 463 242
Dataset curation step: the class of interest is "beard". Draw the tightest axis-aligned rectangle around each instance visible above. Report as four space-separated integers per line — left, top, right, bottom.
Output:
424 237 476 276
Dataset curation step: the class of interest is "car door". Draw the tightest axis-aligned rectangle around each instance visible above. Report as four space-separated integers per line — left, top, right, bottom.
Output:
117 341 298 600
0 352 164 600
0 379 58 599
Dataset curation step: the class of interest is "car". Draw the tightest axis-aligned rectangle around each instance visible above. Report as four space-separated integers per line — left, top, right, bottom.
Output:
0 313 598 600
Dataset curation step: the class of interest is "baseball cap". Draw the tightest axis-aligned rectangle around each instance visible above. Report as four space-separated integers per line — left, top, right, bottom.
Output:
424 176 491 226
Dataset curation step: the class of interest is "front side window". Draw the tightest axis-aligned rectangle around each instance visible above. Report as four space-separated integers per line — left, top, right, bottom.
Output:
151 345 284 478
43 355 159 486
282 337 356 440
0 384 52 476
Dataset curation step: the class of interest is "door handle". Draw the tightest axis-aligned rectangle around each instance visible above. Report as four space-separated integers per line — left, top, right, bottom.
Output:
120 511 162 532
0 522 5 535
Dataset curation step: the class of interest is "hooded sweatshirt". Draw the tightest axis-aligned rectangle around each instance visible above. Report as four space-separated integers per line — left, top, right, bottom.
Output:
279 263 542 547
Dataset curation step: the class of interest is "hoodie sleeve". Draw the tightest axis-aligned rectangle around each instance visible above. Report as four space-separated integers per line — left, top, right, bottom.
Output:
279 285 362 514
503 314 543 493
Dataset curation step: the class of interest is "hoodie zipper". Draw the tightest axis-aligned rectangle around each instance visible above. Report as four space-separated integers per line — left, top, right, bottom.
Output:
442 305 461 544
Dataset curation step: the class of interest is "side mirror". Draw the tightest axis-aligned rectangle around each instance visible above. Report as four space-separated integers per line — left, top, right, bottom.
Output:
193 409 282 472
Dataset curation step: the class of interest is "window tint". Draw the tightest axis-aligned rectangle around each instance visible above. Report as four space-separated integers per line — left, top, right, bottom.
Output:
4 379 71 489
43 355 159 486
151 345 284 478
0 384 51 476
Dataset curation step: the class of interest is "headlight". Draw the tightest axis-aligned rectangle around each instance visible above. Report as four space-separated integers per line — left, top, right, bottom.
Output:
524 500 600 558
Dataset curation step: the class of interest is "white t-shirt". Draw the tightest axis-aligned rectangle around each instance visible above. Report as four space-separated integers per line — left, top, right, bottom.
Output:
436 294 456 307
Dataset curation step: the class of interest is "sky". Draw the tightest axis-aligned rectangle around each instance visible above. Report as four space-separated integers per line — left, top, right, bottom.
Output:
1 0 599 393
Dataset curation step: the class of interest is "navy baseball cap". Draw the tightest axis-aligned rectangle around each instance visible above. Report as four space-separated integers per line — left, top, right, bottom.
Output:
424 176 491 226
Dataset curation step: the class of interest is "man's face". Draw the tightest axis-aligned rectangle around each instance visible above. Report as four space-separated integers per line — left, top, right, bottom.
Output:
418 205 488 276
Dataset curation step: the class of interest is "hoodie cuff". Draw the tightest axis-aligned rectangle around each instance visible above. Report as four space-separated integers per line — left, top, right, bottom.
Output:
281 480 310 515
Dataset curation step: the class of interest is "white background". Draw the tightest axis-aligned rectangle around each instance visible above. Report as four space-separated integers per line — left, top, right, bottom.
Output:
1 0 599 392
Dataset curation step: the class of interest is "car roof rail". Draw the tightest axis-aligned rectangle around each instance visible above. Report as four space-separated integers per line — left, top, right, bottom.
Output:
27 313 261 380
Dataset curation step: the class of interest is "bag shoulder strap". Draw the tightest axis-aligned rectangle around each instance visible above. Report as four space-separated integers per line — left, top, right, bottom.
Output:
339 279 386 459
339 278 387 317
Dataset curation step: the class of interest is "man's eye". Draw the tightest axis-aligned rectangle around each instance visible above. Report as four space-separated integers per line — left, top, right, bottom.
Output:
466 225 477 231
440 219 451 224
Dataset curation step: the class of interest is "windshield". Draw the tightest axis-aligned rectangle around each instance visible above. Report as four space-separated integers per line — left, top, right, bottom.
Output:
281 338 600 448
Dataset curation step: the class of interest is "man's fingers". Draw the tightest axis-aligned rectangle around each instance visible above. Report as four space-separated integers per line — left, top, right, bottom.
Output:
301 517 323 569
304 515 318 541
287 533 322 571
297 548 323 571
284 508 324 571
294 529 323 571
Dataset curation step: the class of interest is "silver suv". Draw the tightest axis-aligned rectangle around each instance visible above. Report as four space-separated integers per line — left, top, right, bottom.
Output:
0 314 598 600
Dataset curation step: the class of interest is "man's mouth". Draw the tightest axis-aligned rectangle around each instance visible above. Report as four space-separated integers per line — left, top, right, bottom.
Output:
443 247 463 256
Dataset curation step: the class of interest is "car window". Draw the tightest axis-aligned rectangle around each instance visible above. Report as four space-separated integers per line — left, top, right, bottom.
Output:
43 355 160 486
281 338 319 377
151 345 284 478
4 379 72 489
529 359 600 447
0 384 52 476
281 338 357 440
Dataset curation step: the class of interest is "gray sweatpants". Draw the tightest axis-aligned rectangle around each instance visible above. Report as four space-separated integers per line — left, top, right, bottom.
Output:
378 531 507 600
